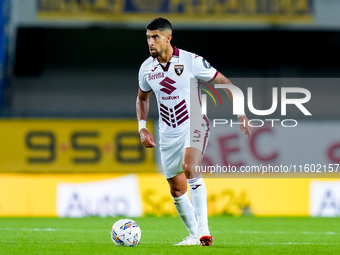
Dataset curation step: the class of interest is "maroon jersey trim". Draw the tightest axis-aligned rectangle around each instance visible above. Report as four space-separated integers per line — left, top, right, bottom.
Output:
153 45 179 72
139 86 152 93
173 45 179 56
207 71 219 83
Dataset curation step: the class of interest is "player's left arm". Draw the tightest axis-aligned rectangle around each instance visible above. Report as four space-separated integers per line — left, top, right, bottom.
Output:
212 72 252 140
136 89 157 148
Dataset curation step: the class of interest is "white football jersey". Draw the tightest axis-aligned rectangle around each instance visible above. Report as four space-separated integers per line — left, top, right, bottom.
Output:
138 46 218 136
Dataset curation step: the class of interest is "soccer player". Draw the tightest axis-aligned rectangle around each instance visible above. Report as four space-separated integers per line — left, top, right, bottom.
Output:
136 17 252 246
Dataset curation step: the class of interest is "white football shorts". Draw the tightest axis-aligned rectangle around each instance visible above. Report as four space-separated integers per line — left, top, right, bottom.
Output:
159 117 210 179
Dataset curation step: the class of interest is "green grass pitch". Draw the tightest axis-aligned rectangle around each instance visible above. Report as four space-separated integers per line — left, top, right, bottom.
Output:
0 216 339 254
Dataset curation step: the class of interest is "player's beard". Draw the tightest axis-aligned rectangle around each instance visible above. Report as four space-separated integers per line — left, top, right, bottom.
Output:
150 48 164 58
150 52 159 58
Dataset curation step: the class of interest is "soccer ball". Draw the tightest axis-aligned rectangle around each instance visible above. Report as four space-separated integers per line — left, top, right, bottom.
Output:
110 219 141 247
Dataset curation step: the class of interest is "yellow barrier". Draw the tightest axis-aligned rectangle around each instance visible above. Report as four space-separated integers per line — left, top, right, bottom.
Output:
1 173 337 217
139 175 311 216
0 119 155 173
0 174 124 216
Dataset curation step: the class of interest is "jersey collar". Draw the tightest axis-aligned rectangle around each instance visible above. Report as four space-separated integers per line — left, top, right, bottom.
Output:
152 45 180 68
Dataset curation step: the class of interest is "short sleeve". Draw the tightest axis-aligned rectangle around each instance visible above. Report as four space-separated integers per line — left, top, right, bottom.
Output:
192 56 218 82
138 66 152 93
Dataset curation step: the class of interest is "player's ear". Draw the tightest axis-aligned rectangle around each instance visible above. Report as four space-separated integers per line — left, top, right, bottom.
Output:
167 34 172 43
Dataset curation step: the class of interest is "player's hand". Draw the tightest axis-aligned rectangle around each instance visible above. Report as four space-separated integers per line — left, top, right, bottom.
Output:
139 129 156 148
238 116 252 140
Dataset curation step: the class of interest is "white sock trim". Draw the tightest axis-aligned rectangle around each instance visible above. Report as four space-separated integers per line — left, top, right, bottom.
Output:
187 174 202 185
172 190 189 203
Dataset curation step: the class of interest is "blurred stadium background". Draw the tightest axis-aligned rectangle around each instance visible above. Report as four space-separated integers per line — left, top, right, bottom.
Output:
0 0 340 219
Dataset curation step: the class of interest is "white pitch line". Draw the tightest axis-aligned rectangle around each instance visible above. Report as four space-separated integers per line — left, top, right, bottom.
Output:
0 240 109 244
0 228 102 232
0 228 338 235
213 230 339 235
0 228 58 231
238 242 338 245
1 240 337 245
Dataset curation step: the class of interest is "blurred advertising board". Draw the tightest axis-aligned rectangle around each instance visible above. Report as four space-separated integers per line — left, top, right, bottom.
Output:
57 175 143 217
1 173 339 217
310 180 340 217
0 119 156 173
37 0 314 24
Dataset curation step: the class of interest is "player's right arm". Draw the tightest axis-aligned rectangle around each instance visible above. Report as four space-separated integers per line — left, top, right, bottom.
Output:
136 89 156 148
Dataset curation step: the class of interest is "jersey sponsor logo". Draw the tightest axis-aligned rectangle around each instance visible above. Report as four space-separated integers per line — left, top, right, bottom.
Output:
174 65 184 76
160 99 189 128
162 95 179 100
159 77 177 95
148 72 164 81
202 58 212 69
151 66 158 72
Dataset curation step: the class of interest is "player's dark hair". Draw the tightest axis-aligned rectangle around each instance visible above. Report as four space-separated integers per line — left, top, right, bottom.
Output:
146 17 172 31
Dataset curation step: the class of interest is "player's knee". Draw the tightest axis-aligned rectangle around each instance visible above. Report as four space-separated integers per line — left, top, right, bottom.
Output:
182 162 193 179
170 186 186 197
